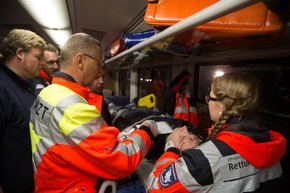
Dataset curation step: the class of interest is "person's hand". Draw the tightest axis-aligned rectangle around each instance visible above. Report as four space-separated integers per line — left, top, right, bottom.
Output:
179 134 201 152
166 126 188 147
142 120 158 137
166 126 201 152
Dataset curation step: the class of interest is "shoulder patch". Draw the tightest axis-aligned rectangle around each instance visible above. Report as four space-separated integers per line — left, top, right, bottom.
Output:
159 163 178 188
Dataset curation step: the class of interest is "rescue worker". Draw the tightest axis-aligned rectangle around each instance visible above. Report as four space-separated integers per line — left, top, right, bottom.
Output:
34 43 60 95
89 64 112 126
147 72 287 192
29 33 158 193
90 64 106 95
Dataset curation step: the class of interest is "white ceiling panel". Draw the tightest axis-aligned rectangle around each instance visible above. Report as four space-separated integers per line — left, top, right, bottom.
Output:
0 0 150 52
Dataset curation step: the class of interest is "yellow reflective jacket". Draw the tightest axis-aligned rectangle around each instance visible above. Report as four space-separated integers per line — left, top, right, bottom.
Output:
30 75 153 193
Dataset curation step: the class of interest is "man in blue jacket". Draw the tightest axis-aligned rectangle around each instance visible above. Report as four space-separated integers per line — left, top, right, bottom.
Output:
0 29 46 193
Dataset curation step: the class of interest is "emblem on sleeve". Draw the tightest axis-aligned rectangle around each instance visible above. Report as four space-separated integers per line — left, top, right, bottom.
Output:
159 163 178 188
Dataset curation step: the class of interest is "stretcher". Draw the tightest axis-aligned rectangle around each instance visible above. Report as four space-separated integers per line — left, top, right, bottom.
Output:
103 98 202 192
110 101 201 160
144 0 285 48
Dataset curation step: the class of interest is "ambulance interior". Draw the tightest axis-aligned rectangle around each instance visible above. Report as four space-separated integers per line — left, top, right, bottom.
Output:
1 0 290 192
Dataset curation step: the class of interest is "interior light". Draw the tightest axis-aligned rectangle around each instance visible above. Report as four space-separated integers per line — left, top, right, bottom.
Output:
214 70 224 78
18 0 72 46
44 29 72 47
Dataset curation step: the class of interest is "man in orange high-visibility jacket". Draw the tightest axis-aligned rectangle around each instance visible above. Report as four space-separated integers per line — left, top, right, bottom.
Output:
29 33 158 193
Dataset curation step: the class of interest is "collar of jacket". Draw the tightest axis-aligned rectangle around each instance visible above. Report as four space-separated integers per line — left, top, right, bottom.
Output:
52 73 103 111
215 129 286 169
39 69 52 83
210 118 286 168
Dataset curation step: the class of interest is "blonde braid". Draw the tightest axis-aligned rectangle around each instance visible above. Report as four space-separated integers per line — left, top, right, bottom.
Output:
207 110 237 140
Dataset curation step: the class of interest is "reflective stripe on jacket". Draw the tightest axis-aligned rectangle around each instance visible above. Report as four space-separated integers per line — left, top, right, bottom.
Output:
174 85 198 126
147 139 284 193
30 76 153 193
147 118 286 193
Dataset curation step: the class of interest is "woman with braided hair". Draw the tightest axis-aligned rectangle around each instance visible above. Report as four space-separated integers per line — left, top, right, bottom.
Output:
206 72 261 140
147 72 287 193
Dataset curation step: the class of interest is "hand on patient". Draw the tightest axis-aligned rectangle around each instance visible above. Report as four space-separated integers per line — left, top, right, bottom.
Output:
165 126 201 153
142 120 158 137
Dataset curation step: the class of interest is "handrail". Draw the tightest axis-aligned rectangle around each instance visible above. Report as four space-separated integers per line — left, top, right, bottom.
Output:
105 0 261 64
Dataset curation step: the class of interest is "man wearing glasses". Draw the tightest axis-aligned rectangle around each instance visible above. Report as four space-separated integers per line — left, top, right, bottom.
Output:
30 33 158 192
34 43 60 95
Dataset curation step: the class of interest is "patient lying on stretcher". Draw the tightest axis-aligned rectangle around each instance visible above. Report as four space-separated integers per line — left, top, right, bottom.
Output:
164 126 202 155
109 98 203 160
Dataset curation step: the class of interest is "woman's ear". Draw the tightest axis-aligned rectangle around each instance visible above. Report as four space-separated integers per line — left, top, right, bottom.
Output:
217 101 225 112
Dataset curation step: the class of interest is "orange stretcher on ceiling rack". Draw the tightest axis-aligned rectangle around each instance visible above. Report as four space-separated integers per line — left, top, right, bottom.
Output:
144 0 285 49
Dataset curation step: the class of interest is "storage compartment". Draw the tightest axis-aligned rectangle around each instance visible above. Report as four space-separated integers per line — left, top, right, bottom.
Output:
144 0 285 48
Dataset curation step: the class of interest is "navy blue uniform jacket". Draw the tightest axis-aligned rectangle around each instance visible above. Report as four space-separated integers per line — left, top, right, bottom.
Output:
0 64 36 193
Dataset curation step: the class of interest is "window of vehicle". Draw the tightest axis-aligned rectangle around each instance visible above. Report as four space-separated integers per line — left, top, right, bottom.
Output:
197 60 290 122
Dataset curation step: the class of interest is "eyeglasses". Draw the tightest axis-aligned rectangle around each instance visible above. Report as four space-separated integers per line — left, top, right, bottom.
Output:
83 53 104 66
46 60 60 65
205 95 219 104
